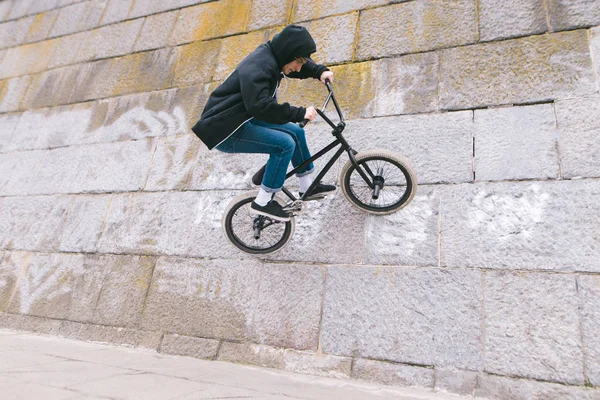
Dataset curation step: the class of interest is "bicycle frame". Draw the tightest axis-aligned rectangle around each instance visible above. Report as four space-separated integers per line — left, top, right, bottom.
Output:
280 81 376 202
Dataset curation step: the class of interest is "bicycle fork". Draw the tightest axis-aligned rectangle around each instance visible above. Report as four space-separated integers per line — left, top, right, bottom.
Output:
347 149 384 200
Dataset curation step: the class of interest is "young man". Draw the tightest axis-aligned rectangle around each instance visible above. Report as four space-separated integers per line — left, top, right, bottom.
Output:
192 25 335 222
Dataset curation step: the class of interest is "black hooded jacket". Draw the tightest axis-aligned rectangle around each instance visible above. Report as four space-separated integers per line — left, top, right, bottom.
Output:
191 25 329 150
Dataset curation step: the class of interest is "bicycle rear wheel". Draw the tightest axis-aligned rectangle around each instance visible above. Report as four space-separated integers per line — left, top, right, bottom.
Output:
222 191 295 254
340 150 417 215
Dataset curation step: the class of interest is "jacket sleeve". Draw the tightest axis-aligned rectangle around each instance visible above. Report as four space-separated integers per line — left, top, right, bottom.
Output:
238 67 306 124
286 59 329 80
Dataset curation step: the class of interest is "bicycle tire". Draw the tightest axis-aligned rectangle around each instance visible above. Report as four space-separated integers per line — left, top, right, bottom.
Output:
222 190 295 254
340 150 417 215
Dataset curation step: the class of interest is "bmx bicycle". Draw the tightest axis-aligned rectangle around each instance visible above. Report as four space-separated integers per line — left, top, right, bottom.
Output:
222 81 417 254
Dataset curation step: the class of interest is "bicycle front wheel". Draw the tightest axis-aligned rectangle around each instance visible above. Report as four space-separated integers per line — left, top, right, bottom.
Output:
340 150 417 215
222 191 295 254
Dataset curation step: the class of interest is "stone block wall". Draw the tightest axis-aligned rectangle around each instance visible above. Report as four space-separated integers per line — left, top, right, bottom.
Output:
0 0 599 398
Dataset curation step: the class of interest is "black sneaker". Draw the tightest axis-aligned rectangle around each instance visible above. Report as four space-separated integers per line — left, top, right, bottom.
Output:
299 182 336 200
250 200 291 222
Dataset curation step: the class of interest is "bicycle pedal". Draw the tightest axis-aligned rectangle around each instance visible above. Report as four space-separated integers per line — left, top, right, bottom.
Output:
283 200 304 213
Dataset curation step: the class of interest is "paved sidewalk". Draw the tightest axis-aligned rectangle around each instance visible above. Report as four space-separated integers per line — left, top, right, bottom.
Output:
0 329 476 400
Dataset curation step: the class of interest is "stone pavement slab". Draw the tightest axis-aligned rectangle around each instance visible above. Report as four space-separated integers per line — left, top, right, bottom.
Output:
0 329 479 400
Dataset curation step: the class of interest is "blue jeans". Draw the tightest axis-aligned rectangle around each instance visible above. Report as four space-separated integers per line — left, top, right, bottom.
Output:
215 119 314 192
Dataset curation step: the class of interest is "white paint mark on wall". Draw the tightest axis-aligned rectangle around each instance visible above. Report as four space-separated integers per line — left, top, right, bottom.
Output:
469 183 550 241
18 256 82 314
366 195 433 256
194 193 228 229
6 103 188 152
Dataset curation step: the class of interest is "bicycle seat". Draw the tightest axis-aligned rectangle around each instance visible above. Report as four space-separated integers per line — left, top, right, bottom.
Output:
252 164 266 186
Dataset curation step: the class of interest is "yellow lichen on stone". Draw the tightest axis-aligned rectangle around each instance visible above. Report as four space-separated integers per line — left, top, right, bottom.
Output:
213 30 268 81
174 41 221 87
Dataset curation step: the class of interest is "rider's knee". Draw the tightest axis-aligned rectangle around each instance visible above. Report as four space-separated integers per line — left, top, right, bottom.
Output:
280 135 296 154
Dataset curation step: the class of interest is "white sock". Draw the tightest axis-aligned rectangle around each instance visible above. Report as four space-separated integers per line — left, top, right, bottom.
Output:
299 175 312 193
254 188 272 206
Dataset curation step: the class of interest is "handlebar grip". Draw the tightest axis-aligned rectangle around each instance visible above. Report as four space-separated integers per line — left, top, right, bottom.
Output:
299 119 309 128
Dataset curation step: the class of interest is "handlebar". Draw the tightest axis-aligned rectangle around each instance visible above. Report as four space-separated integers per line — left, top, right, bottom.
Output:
298 79 341 128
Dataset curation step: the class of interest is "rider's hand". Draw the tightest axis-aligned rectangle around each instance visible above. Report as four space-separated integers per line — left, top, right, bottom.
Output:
304 106 317 121
320 71 334 84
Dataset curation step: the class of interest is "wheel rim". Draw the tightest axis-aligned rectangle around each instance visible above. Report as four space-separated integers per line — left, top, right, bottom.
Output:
227 198 291 253
345 157 412 212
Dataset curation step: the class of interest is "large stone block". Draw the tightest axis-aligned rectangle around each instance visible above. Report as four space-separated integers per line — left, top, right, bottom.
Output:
371 52 439 116
357 0 476 60
96 191 246 259
109 47 179 98
133 10 178 53
246 262 324 349
548 0 600 30
0 19 32 49
578 275 600 386
34 102 108 149
5 108 53 151
352 359 434 388
484 271 584 384
77 19 144 62
91 255 155 329
173 40 221 87
159 334 220 359
48 30 86 68
99 0 134 25
321 266 483 370
300 13 358 65
0 75 31 112
68 59 114 103
440 30 596 110
0 149 45 196
212 30 268 81
441 180 600 272
292 0 391 22
0 195 71 251
479 0 547 41
142 257 323 349
168 0 252 45
6 252 104 322
22 64 81 109
19 145 81 195
556 96 600 178
69 138 157 193
344 111 473 184
0 38 60 79
23 10 59 43
362 186 440 266
144 134 202 191
268 195 369 265
49 0 106 38
475 373 600 400
474 104 559 181
218 341 286 369
59 194 112 253
247 0 292 30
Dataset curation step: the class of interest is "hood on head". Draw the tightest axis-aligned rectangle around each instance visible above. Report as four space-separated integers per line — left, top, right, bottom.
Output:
269 25 316 68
